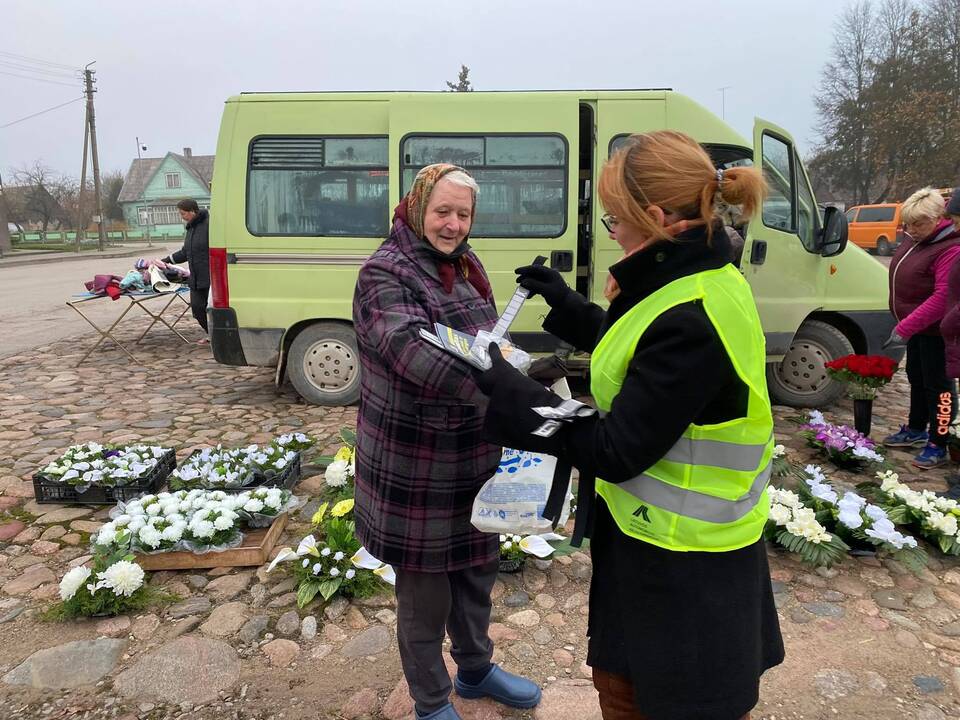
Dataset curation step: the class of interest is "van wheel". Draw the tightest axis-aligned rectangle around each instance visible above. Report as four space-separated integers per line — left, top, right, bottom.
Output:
876 237 891 256
287 323 361 406
766 319 854 408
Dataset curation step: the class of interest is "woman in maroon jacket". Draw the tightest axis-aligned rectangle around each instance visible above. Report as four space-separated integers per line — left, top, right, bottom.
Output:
883 188 960 469
937 189 960 496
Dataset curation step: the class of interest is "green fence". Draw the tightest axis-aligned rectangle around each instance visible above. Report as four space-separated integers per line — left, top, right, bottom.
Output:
11 229 185 244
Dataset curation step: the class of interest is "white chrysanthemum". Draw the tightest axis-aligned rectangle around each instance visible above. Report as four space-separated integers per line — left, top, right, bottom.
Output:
313 562 323 575
345 569 356 580
98 560 144 597
325 459 350 488
97 524 117 546
768 504 792 526
190 520 215 539
213 514 234 531
244 498 265 513
333 551 344 561
772 444 786 459
321 547 331 557
503 541 513 550
138 525 162 549
59 566 91 601
161 524 184 543
329 567 340 577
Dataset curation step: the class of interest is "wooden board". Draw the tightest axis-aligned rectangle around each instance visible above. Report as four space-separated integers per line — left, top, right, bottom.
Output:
135 513 288 570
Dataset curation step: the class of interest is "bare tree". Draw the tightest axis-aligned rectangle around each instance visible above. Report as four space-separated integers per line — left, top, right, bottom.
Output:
10 161 74 231
445 65 474 92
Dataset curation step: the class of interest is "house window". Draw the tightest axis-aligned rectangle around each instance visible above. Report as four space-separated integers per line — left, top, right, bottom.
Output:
247 136 389 236
139 205 184 225
401 134 568 237
165 173 181 189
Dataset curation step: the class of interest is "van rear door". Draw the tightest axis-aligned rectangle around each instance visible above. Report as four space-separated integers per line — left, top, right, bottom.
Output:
388 95 580 348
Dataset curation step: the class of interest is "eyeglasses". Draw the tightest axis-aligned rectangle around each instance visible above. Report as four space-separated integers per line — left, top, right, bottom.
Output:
601 214 619 232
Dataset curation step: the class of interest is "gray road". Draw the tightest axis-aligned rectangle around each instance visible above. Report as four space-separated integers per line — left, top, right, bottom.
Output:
0 244 184 359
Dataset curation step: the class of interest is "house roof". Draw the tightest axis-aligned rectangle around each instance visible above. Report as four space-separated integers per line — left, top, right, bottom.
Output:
118 151 214 203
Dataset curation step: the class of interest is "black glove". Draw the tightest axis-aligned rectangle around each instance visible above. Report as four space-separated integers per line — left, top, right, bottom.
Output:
882 330 906 349
476 344 566 453
515 264 569 307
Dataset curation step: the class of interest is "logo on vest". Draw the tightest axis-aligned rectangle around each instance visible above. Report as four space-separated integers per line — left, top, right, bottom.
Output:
632 504 651 522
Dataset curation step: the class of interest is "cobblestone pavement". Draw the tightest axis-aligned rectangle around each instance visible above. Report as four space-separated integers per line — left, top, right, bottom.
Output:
2 323 960 719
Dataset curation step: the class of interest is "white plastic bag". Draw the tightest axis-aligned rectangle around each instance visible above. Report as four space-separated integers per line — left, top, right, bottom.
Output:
471 378 573 535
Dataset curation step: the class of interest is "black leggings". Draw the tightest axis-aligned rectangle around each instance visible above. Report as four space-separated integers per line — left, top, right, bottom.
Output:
190 287 209 333
906 334 957 446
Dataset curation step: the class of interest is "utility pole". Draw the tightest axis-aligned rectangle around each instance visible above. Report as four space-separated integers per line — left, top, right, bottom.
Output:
717 86 732 121
137 136 152 247
0 170 10 257
76 100 90 253
84 62 107 252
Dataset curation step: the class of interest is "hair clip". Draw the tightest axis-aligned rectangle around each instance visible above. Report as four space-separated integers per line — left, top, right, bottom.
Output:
716 168 725 184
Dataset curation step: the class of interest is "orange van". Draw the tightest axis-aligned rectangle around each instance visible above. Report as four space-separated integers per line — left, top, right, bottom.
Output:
845 203 903 256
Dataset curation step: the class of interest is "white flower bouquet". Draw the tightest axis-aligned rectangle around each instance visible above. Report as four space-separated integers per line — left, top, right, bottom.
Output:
318 428 356 496
47 544 172 620
38 443 172 493
860 470 960 556
765 486 850 567
799 465 925 569
499 533 558 571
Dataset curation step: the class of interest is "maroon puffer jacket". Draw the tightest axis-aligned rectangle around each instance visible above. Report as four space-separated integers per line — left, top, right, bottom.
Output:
889 222 960 336
941 224 960 376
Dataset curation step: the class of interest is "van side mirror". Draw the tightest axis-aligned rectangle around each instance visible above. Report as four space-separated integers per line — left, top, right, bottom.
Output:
820 206 848 257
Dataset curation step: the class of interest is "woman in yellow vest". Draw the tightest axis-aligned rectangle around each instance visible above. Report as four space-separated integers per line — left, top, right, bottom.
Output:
476 130 784 720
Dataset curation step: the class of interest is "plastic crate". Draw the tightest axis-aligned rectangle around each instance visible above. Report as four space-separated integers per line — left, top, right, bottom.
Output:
168 451 301 494
32 449 176 505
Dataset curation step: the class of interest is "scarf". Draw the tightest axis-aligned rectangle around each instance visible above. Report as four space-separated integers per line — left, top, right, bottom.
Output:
393 163 491 299
604 219 693 302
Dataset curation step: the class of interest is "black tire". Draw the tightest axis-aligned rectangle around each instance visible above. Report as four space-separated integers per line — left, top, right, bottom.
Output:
766 319 855 408
875 237 891 256
287 322 361 406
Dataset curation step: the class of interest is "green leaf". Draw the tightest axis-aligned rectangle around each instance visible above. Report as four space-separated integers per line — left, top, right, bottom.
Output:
549 537 589 556
319 578 343 601
316 455 335 466
297 582 321 608
340 428 357 447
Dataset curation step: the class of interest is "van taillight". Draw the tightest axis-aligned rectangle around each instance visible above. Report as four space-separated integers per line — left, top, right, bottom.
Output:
209 247 229 308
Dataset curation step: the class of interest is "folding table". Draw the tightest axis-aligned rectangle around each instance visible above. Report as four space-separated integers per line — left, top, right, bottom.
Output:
66 286 193 365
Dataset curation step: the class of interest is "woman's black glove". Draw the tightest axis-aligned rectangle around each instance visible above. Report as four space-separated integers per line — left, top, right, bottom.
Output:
515 264 569 307
476 344 566 453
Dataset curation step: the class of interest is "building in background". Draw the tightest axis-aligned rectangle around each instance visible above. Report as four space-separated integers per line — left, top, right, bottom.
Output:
118 148 214 235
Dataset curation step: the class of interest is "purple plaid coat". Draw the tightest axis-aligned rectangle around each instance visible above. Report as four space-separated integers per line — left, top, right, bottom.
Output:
352 219 501 572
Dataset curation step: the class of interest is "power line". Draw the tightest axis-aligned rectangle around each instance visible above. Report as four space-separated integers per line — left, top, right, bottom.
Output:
0 70 80 87
0 96 84 129
0 60 79 79
0 51 77 71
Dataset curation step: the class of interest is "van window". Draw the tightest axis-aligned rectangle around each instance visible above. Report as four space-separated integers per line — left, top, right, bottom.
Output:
856 206 896 223
401 134 567 237
760 133 795 233
846 208 858 222
796 155 820 252
247 136 389 236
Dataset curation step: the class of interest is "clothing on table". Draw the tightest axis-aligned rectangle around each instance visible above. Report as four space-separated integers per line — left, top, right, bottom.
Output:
395 560 497 713
84 274 124 300
906 333 957 446
889 219 960 339
119 270 147 292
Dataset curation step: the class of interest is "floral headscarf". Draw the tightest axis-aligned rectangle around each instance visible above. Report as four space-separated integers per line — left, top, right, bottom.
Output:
402 163 476 240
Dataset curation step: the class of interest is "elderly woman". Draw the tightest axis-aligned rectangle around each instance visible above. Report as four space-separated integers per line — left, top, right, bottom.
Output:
352 164 540 720
883 187 960 469
475 131 783 720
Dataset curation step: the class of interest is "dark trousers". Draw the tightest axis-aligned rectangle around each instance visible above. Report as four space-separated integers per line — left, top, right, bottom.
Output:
593 670 750 720
190 287 209 333
906 334 956 447
395 560 498 713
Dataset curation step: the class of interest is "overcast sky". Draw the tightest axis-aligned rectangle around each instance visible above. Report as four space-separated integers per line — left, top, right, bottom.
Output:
2 0 847 182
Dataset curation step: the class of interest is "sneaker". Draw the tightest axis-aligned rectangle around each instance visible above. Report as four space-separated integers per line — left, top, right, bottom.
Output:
912 442 948 469
883 425 929 448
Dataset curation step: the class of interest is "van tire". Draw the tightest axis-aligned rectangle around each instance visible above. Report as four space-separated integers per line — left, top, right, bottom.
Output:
287 323 361 406
766 319 854 408
876 237 891 256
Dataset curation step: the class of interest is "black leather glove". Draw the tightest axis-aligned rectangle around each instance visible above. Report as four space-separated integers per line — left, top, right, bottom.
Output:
476 344 566 453
515 264 570 307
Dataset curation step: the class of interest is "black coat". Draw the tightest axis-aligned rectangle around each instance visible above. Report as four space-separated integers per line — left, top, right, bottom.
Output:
488 225 784 720
165 209 210 290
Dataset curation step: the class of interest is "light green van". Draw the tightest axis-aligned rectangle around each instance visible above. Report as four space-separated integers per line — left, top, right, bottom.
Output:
206 90 896 407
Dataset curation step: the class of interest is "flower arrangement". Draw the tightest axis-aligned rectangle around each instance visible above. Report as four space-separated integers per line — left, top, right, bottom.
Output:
800 410 885 468
169 434 310 491
97 488 295 554
765 486 849 567
268 499 391 606
498 533 557 570
319 428 357 496
46 544 173 620
40 443 170 490
825 354 899 400
798 465 924 569
860 470 960 555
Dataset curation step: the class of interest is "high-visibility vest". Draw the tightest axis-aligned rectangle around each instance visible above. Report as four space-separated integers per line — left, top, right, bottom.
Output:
592 265 773 552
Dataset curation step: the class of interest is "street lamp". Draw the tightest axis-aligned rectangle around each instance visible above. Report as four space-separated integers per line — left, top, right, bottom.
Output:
717 86 733 121
136 136 152 247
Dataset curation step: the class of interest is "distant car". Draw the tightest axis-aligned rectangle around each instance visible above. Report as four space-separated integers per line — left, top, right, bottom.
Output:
845 203 903 256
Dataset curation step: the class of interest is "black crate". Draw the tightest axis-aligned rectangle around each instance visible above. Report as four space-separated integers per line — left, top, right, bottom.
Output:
168 451 301 494
32 449 176 506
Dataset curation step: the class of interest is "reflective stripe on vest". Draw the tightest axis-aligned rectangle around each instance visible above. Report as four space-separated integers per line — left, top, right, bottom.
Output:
662 434 772 472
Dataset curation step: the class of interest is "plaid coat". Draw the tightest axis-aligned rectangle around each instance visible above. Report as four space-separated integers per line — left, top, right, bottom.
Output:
352 220 501 572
